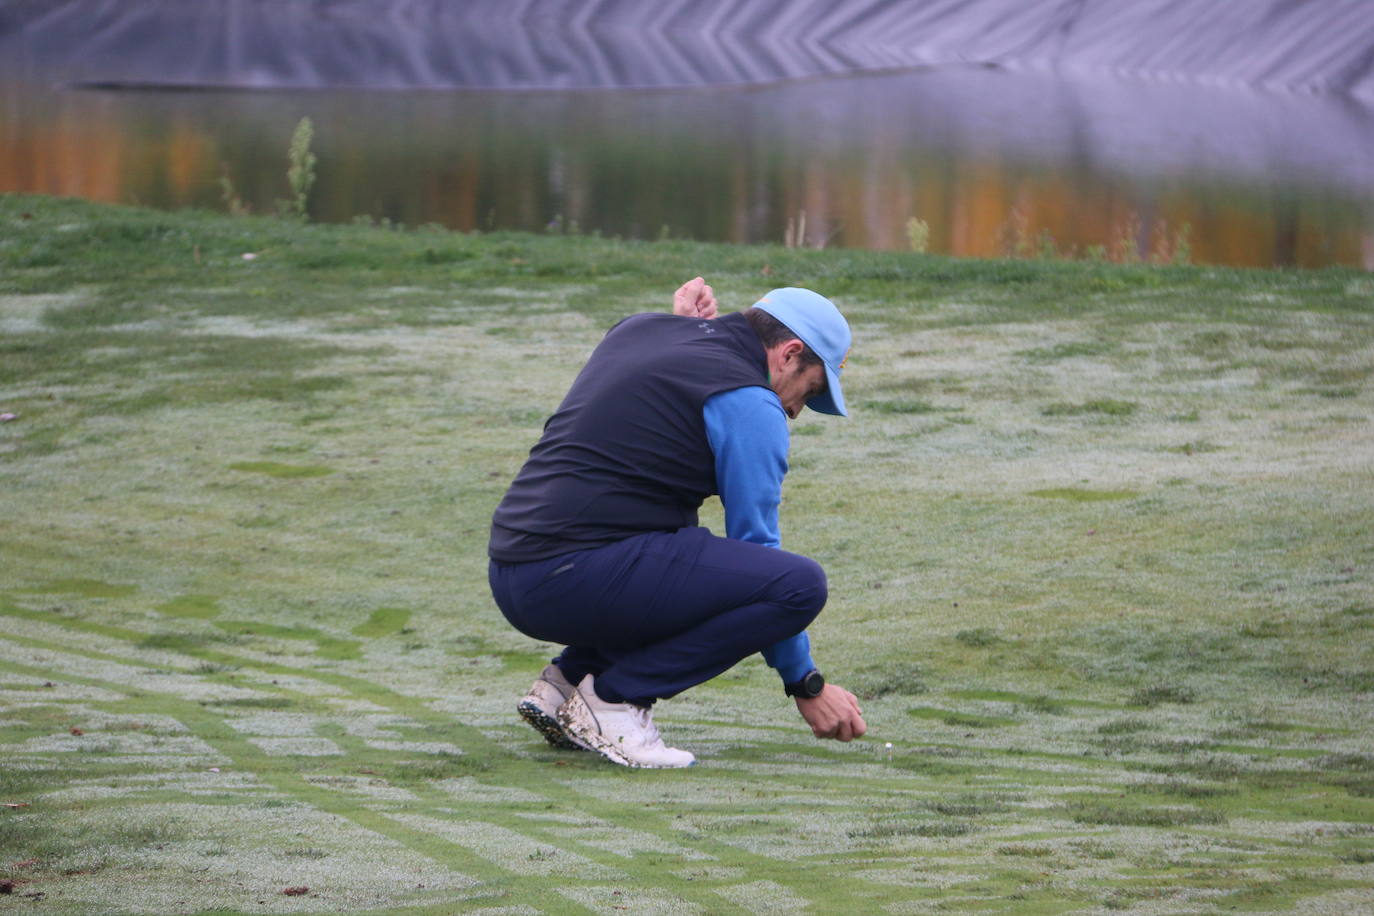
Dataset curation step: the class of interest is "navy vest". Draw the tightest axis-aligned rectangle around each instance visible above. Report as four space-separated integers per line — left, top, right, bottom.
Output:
489 311 768 562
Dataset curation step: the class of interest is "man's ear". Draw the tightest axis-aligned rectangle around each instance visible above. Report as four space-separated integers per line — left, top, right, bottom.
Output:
780 338 805 365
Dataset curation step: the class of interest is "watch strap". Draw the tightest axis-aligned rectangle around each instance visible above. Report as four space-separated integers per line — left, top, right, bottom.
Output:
784 669 825 699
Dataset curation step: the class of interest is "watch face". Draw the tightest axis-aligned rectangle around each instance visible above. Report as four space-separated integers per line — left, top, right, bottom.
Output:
786 670 825 698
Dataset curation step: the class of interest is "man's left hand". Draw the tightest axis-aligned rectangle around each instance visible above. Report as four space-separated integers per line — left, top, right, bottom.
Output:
796 684 867 742
672 277 719 319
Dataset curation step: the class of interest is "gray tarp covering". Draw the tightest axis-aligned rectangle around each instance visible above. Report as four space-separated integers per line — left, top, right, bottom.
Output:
3 0 1374 96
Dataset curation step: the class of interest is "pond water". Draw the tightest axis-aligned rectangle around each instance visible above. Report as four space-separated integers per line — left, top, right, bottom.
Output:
4 2 1373 269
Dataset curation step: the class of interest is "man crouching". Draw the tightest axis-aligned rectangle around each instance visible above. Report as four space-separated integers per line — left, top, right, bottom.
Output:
488 278 866 767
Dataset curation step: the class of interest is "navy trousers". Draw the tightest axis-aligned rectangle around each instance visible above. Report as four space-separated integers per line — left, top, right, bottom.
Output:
488 526 826 706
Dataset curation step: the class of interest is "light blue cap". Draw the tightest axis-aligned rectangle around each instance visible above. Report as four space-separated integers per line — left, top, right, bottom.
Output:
752 287 851 417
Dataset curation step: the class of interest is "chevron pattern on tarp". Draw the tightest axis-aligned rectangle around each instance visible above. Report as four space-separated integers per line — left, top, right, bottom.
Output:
3 0 1373 96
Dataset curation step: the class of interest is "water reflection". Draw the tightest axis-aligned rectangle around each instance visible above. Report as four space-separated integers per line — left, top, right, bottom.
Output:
3 68 1373 268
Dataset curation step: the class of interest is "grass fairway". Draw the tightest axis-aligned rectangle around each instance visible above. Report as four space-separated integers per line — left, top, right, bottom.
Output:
2 194 1373 915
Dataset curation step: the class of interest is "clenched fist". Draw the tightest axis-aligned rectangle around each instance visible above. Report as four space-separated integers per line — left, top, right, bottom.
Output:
672 277 719 319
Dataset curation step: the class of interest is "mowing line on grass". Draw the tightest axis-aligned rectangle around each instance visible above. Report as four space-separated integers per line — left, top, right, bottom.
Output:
0 606 850 912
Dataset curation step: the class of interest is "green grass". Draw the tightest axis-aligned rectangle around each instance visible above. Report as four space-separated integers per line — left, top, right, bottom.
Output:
228 461 337 479
1041 398 1138 417
2 194 1373 914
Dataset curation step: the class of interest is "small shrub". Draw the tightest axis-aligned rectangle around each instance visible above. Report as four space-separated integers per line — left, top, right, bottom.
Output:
218 163 249 216
1172 223 1192 265
999 206 1032 258
1035 228 1058 260
276 117 317 221
1149 218 1193 265
905 217 930 254
1110 212 1142 263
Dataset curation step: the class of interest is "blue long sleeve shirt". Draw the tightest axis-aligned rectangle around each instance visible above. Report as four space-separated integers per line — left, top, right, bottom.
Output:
702 385 817 685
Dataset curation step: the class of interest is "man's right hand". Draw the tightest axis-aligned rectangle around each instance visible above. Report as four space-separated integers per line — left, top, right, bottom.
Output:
796 684 867 742
672 277 719 319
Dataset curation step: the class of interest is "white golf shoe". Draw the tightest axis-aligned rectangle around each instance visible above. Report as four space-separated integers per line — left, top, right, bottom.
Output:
556 675 696 768
516 664 585 751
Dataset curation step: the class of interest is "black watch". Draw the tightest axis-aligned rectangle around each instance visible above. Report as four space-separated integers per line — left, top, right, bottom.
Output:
784 669 825 699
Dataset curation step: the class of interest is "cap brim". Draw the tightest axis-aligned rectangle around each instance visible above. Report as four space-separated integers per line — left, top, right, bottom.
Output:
806 362 847 417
